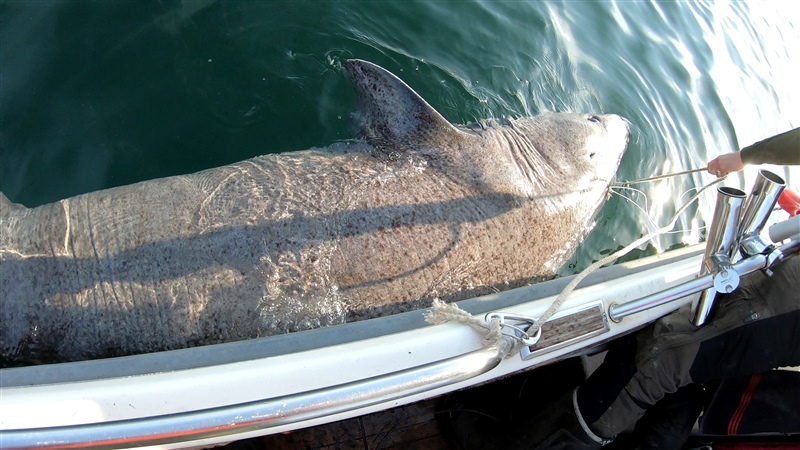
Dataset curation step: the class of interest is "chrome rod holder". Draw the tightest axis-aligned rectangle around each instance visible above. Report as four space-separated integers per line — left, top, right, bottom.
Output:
609 220 800 323
738 170 786 240
691 186 746 326
736 170 786 274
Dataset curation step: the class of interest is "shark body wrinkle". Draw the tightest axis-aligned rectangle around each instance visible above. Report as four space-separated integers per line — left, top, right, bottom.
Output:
0 60 629 363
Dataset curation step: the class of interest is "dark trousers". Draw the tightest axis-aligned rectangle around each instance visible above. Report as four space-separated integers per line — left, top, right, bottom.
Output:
576 256 800 438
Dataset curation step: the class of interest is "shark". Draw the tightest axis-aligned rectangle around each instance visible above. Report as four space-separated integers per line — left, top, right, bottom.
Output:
0 59 628 363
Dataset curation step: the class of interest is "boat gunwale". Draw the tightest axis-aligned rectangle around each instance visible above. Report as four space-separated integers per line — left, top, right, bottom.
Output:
1 244 703 388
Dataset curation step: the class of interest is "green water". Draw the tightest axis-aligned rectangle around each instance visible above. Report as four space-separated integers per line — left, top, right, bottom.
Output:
1 0 798 274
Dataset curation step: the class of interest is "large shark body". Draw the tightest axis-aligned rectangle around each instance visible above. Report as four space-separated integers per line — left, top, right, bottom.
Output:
0 60 629 363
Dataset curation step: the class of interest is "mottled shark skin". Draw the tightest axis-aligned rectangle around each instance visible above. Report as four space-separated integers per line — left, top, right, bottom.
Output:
0 60 629 363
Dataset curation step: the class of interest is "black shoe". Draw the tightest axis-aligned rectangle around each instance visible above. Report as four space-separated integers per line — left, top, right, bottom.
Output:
607 384 703 450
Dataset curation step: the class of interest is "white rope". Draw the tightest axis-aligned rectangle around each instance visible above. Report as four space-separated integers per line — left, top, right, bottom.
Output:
424 169 725 356
425 298 523 357
527 174 727 335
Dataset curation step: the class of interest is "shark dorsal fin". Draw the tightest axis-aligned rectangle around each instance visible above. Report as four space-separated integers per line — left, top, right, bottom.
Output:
344 59 464 156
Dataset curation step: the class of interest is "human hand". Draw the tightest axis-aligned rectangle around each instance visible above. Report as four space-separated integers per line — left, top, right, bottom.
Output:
707 152 744 178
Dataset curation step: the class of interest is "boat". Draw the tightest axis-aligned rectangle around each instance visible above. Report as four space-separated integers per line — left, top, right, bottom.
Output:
1 171 797 449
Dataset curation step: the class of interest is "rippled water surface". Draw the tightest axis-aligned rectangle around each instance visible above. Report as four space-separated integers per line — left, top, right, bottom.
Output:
1 0 798 274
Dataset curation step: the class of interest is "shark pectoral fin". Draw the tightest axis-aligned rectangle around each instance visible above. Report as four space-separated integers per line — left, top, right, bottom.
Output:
344 59 467 158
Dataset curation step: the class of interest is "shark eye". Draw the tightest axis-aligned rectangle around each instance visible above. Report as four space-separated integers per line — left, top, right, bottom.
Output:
587 115 601 123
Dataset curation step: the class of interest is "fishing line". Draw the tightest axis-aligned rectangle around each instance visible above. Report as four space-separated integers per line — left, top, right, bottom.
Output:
527 171 726 335
609 184 713 235
609 185 658 230
427 167 725 353
607 167 712 232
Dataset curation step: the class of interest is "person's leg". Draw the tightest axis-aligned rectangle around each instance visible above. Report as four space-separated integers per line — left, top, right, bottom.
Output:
578 256 800 439
440 257 800 449
688 255 800 382
605 383 704 450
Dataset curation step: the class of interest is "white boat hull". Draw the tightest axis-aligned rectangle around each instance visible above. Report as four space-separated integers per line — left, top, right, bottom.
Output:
0 245 705 449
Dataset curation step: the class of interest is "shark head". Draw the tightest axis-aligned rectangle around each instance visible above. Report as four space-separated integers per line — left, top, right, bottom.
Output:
502 112 629 197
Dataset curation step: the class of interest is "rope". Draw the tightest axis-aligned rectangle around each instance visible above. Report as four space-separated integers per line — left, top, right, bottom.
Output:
425 166 724 355
527 173 727 335
425 298 524 357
